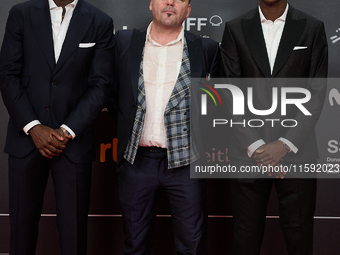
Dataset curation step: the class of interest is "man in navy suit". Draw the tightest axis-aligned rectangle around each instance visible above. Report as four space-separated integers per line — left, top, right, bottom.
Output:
0 0 114 254
220 0 328 254
109 0 219 254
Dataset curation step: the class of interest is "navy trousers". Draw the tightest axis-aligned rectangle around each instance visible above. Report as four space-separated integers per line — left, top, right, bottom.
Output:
230 159 317 255
118 147 207 255
8 149 92 255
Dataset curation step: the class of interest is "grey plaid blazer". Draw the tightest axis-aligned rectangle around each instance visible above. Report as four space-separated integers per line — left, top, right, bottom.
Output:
124 39 199 169
109 28 220 168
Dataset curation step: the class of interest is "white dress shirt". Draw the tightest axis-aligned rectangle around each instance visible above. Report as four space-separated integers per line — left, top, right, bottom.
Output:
247 4 298 157
139 22 184 148
49 0 78 62
23 0 78 137
260 4 288 73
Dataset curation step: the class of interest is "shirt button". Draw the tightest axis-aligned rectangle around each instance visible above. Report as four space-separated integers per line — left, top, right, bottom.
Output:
51 82 57 87
45 105 50 110
160 64 163 67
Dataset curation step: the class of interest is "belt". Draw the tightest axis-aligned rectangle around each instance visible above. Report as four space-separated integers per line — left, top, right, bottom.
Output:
138 146 167 153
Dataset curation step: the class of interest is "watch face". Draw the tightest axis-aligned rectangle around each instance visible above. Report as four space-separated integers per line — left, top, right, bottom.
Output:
64 130 72 138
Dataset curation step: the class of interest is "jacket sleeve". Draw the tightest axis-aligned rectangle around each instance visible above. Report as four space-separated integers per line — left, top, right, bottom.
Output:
281 21 328 150
220 21 263 150
0 6 39 131
62 16 115 137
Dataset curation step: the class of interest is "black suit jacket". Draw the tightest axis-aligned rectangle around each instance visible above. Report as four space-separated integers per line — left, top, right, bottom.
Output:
0 0 114 163
109 28 220 166
220 5 328 163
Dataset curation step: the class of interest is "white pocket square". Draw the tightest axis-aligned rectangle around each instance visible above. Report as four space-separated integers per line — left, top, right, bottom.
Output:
79 43 96 48
293 46 307 50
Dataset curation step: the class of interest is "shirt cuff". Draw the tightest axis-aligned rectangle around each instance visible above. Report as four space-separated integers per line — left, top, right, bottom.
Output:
247 139 266 158
23 120 41 135
279 137 298 154
60 124 76 139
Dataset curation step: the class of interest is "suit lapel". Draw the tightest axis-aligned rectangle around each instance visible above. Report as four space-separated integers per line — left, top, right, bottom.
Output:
165 36 194 114
242 9 271 78
30 0 55 71
272 6 306 76
130 29 147 104
53 0 94 75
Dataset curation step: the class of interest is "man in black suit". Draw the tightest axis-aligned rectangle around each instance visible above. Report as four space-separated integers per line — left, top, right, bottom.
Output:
0 0 114 254
109 0 219 254
220 0 328 254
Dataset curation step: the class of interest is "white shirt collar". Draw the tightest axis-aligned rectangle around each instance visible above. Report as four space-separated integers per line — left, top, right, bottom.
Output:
48 0 78 10
259 3 289 23
146 21 185 47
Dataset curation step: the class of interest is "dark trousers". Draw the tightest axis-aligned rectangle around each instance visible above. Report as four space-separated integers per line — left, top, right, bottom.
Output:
8 149 92 255
118 147 207 255
230 159 317 255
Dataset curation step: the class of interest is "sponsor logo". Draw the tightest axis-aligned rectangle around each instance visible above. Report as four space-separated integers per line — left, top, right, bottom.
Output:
100 138 118 163
184 15 223 32
209 15 223 27
120 15 223 33
328 140 340 154
329 88 340 106
330 28 340 44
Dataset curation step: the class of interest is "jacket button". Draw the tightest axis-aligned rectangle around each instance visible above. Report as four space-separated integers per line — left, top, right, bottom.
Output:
45 105 50 110
51 82 57 87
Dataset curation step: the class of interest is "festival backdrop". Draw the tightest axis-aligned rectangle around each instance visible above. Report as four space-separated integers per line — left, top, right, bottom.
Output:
0 0 339 254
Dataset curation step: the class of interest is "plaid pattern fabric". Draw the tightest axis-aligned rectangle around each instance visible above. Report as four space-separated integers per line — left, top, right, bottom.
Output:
124 38 199 169
123 54 146 164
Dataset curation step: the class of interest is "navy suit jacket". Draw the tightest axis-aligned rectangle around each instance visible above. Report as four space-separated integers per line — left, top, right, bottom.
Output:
220 5 328 163
0 0 114 163
109 28 220 166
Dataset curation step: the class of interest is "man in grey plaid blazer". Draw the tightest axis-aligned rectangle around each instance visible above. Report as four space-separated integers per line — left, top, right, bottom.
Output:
108 0 219 254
